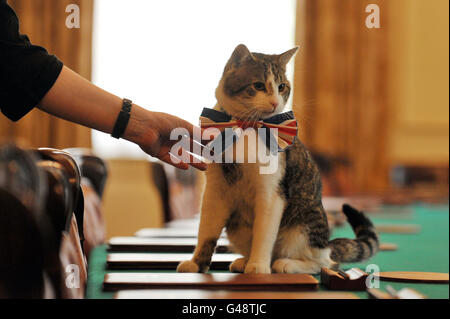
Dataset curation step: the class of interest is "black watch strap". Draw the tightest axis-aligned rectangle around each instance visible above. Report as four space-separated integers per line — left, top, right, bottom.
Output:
111 98 132 139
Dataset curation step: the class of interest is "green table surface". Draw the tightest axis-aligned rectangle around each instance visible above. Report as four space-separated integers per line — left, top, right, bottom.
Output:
86 204 449 299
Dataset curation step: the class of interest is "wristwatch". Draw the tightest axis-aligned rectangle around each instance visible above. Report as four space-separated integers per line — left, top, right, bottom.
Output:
111 98 132 139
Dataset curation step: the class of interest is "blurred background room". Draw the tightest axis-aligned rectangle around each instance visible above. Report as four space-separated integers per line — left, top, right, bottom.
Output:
1 0 448 239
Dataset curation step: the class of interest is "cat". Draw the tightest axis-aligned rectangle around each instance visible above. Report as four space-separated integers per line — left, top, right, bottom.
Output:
177 44 379 274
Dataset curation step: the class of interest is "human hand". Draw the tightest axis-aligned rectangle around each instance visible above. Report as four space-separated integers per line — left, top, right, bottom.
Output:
37 66 207 171
124 107 207 171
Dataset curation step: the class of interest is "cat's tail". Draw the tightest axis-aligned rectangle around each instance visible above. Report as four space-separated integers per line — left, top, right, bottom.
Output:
328 204 379 263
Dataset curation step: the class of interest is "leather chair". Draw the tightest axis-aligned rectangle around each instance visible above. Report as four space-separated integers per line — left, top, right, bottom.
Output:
64 148 107 258
80 181 106 258
159 163 202 223
0 145 92 298
35 148 87 298
36 159 86 298
65 148 108 198
36 148 84 242
0 144 55 298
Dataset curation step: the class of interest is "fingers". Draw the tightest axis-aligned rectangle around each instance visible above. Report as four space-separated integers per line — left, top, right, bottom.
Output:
158 152 189 170
178 128 217 159
166 131 208 170
153 113 210 171
158 146 207 171
174 118 206 147
199 128 215 146
187 155 207 171
172 142 207 171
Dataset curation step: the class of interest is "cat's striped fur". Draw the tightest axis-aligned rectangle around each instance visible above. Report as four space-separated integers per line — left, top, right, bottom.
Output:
177 44 378 274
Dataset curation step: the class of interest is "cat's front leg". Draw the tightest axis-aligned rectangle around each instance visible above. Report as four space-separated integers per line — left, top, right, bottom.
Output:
177 186 230 273
245 193 284 274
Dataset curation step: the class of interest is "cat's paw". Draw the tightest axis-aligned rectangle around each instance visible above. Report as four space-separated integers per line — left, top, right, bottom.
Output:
176 260 200 273
272 258 321 274
272 258 300 274
229 257 247 273
244 262 271 274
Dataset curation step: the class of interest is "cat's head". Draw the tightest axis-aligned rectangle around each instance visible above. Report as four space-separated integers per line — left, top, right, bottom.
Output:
215 44 298 121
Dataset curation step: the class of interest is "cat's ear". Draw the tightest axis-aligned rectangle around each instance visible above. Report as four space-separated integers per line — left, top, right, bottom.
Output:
229 44 255 66
278 46 299 65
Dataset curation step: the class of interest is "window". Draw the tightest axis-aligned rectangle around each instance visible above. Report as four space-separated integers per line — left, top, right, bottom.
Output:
92 0 297 158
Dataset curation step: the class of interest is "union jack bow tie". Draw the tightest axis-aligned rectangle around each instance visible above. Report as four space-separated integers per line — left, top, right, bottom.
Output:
199 108 298 155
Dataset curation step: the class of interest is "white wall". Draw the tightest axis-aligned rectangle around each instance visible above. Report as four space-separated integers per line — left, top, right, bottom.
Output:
92 0 297 158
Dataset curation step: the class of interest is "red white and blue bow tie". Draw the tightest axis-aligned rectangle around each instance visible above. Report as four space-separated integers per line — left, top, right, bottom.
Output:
199 108 298 154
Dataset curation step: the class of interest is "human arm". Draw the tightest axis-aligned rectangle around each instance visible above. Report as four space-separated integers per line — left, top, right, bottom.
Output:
37 66 206 171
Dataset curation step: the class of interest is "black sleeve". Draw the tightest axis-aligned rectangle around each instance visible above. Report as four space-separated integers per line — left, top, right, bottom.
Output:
0 1 63 121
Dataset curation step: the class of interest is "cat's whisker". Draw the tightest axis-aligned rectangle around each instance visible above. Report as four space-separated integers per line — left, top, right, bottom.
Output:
243 109 260 129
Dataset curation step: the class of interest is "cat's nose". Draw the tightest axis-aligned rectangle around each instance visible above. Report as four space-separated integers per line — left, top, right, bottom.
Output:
270 101 279 110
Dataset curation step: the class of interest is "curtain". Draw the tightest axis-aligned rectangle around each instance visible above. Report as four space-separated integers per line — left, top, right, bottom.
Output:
0 0 93 149
293 0 390 193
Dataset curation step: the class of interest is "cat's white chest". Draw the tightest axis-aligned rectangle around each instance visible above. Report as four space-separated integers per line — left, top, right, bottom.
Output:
206 151 285 204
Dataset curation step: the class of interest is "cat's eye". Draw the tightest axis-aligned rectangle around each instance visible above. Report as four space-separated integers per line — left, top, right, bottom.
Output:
278 83 286 92
253 82 265 91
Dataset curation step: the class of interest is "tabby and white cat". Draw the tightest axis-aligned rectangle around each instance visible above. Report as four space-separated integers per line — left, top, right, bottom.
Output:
177 44 378 274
